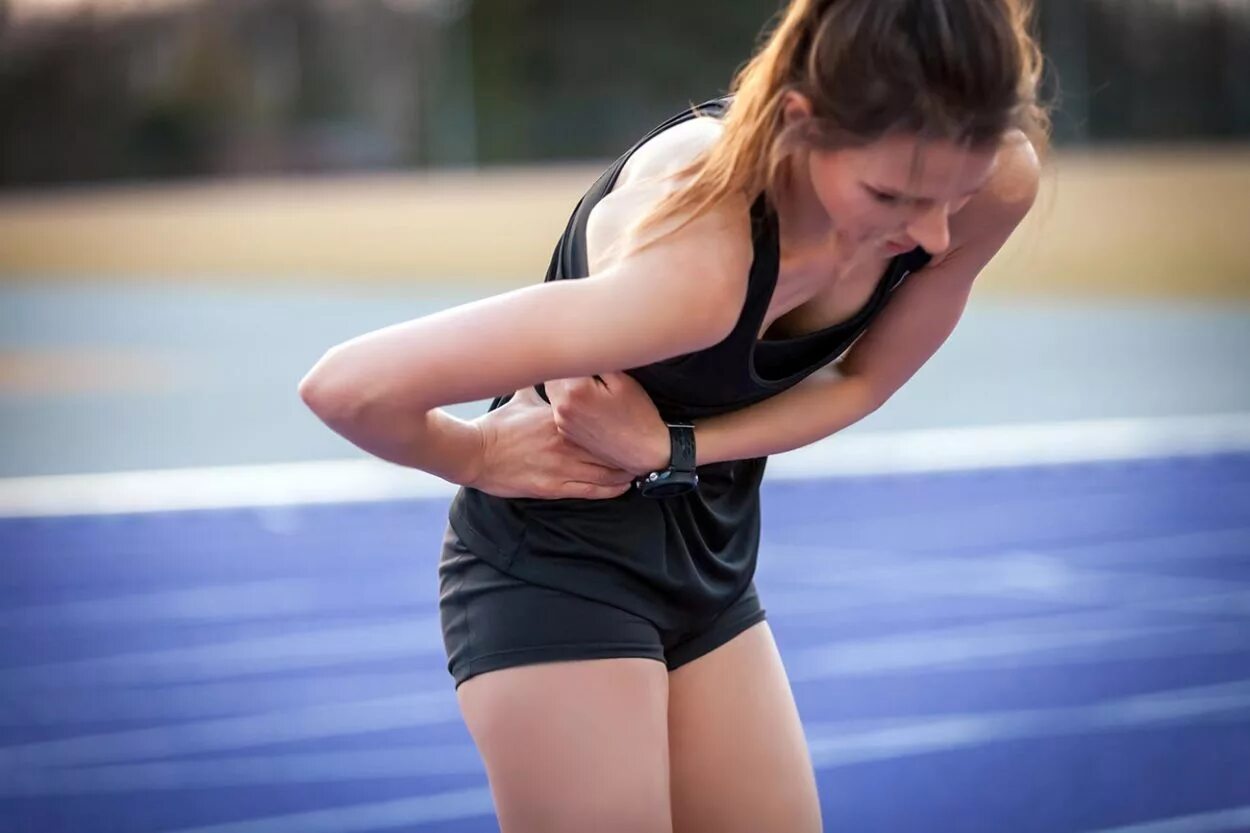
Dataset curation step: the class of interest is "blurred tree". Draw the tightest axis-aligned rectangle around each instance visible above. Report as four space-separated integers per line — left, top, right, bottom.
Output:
1 0 1248 187
469 0 779 162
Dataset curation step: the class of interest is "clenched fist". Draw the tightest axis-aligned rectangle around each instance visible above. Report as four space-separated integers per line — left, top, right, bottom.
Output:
464 386 638 500
545 372 671 476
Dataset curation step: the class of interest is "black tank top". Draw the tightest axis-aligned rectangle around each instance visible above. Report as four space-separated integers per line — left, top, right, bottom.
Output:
447 96 931 628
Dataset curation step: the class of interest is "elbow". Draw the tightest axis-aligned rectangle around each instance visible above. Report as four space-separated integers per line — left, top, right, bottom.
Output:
298 347 368 425
836 365 891 415
860 378 893 415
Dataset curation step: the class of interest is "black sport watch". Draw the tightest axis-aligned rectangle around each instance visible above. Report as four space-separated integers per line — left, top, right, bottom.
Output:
636 423 698 498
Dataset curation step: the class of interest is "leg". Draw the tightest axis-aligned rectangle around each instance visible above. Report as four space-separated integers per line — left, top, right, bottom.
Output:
439 528 674 833
667 619 823 833
458 659 674 833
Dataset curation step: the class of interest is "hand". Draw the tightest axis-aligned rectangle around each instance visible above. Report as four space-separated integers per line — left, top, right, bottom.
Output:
546 372 671 476
464 386 637 500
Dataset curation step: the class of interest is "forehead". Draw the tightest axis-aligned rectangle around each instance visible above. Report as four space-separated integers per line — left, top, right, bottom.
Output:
852 134 1000 195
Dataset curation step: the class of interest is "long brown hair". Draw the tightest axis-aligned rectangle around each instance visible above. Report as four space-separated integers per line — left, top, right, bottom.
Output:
629 0 1051 251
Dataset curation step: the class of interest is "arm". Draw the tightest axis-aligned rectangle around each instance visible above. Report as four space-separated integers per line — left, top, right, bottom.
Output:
298 191 753 486
551 136 1042 469
698 136 1042 463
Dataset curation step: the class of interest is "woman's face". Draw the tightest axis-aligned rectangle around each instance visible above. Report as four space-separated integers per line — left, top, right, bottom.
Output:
781 91 1001 257
805 133 1001 257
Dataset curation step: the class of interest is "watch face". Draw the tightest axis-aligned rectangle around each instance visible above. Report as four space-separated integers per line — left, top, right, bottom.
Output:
647 482 691 498
639 470 697 498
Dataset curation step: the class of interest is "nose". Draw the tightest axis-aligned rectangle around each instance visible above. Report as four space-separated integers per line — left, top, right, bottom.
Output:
906 204 951 256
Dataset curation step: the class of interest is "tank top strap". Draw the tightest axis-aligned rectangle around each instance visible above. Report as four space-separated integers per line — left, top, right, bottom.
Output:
555 96 734 281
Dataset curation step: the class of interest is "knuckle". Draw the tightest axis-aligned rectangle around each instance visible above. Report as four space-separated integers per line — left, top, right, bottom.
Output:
568 378 597 401
551 400 578 425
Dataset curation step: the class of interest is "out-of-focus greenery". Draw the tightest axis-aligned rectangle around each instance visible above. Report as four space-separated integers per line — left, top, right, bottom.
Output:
0 0 1247 188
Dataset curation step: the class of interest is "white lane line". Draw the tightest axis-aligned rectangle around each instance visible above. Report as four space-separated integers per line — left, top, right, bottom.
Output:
2 575 433 628
0 692 459 769
3 413 1248 517
1 747 484 797
766 412 1250 478
762 528 1250 573
0 671 446 727
0 617 1203 766
155 789 496 833
784 610 1200 682
1079 805 1250 833
7 681 1248 804
4 612 1245 730
805 680 1250 769
769 548 1250 615
0 616 445 690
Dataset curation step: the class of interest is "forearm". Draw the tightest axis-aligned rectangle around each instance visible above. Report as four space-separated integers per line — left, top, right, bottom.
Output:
693 366 881 466
311 394 483 484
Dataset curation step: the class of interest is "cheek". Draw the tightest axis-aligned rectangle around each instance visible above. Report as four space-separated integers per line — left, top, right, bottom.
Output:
815 180 878 232
850 197 904 236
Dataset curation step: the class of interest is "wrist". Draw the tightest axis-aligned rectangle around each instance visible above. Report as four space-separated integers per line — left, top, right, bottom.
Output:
645 423 672 473
452 415 491 488
636 421 698 498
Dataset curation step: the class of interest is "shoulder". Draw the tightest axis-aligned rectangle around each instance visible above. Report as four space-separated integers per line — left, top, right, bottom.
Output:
985 131 1042 216
616 112 726 188
586 111 749 273
937 131 1041 267
582 112 751 341
962 131 1041 229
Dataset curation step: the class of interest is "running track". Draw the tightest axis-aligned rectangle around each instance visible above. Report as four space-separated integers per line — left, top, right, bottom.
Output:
2 454 1249 832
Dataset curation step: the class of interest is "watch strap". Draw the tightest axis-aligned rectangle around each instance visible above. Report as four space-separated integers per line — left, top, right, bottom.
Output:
667 423 696 472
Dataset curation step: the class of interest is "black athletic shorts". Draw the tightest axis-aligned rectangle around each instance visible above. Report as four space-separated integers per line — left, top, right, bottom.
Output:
437 524 768 689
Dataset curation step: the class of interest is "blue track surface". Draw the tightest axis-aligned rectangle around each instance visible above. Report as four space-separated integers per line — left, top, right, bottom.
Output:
3 455 1249 833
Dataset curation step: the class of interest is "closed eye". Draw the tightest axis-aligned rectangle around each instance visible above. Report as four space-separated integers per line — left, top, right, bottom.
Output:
865 186 904 205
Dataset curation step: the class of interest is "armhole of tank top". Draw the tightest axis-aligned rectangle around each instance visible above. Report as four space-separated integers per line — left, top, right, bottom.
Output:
565 98 731 279
646 189 773 371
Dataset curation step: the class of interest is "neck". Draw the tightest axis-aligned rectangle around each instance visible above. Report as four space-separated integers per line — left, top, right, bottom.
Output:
769 153 892 286
771 152 835 257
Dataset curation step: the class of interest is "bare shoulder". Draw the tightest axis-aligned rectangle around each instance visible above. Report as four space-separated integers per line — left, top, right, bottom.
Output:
616 113 726 188
987 131 1042 211
582 113 752 333
966 131 1041 225
940 131 1041 266
585 115 738 272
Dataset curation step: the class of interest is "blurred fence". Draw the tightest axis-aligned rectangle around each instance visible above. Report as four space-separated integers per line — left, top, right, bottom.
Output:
1 0 1249 188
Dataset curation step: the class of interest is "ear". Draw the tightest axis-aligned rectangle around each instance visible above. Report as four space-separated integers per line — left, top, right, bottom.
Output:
780 90 814 126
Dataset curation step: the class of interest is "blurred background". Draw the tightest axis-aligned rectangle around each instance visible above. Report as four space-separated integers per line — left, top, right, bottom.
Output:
0 0 1248 475
1 2 1249 832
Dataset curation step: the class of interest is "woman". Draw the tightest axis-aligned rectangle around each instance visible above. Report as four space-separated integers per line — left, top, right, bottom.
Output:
300 0 1050 830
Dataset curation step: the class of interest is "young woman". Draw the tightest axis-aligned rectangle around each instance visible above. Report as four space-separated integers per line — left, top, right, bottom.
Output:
300 1 1050 830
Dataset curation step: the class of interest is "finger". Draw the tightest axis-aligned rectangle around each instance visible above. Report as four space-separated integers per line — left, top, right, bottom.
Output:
567 461 634 486
596 371 636 392
590 467 637 486
545 377 573 399
560 481 634 500
511 385 544 405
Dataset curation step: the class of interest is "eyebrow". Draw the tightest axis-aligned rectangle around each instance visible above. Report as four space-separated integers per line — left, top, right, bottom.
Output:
867 179 992 202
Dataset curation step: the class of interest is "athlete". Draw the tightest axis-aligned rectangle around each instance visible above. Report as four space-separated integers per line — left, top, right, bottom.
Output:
300 1 1050 830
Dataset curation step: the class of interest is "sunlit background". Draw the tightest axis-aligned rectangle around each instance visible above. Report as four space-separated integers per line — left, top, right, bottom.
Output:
1 1 1249 831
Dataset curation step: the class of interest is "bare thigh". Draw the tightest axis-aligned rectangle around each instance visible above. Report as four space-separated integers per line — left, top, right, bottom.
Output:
667 622 823 833
457 657 674 833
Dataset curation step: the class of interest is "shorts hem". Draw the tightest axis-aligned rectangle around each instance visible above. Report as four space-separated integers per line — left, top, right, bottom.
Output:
452 643 666 689
666 608 768 672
